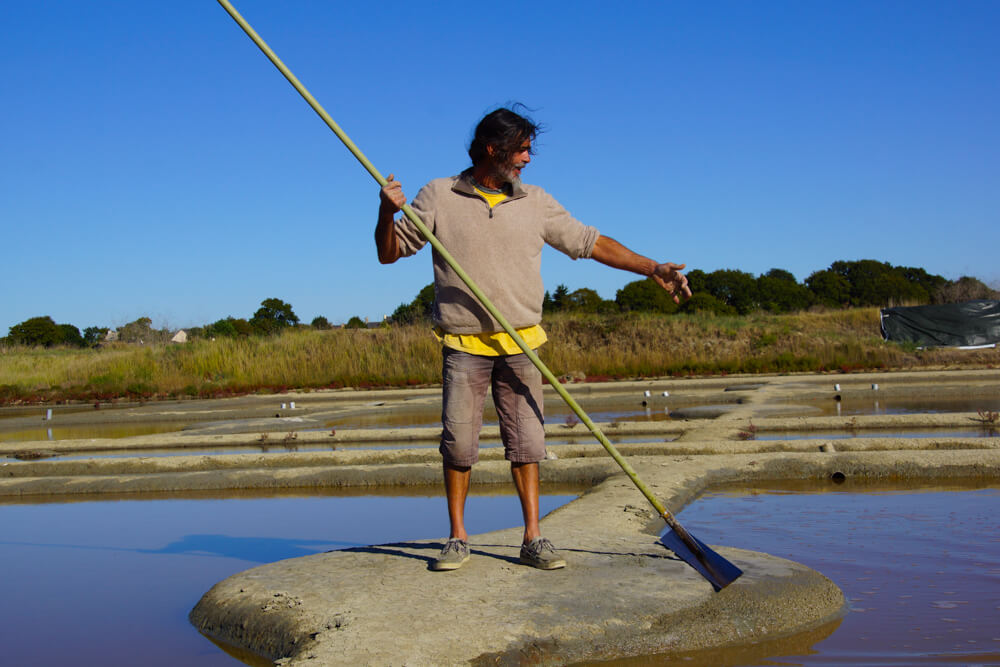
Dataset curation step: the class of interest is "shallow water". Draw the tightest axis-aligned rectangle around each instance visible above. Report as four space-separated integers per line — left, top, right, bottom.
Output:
755 427 997 441
792 395 1000 417
585 480 1000 666
326 396 683 430
0 488 578 666
0 421 183 443
3 483 998 666
6 393 994 446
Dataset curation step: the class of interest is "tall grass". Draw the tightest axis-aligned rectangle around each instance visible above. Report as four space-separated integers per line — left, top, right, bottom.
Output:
1 308 996 404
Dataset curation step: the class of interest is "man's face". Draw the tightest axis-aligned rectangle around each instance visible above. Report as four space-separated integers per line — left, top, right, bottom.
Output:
489 139 532 184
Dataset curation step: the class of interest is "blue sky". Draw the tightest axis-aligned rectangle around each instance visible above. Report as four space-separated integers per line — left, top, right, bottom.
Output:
3 0 998 333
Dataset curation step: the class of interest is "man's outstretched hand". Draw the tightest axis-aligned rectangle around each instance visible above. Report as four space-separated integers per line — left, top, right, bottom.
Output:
652 262 691 303
590 236 692 303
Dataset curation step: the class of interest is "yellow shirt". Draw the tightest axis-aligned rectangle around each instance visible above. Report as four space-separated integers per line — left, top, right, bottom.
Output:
434 325 548 356
474 184 508 208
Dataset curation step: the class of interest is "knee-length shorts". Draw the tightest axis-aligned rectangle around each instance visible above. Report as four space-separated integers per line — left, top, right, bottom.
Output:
440 347 546 466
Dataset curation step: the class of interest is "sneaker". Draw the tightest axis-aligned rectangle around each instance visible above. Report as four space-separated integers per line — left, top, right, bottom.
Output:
431 538 470 571
519 537 566 570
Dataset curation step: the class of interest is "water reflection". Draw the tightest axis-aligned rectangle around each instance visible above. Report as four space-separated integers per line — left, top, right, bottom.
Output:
0 422 184 443
0 489 580 666
791 395 1000 417
663 481 1000 666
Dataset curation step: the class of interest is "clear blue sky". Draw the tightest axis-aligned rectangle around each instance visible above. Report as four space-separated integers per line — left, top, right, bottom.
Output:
3 0 998 334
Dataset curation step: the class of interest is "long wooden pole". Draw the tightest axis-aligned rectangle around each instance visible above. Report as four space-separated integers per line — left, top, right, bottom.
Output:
216 0 740 589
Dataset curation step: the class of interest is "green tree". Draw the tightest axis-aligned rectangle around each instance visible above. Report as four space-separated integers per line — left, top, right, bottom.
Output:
311 316 332 330
881 271 924 305
679 293 736 315
685 269 708 294
8 316 62 347
830 260 893 306
205 318 237 338
806 270 851 307
542 291 553 312
615 278 680 314
898 266 947 302
118 317 156 343
205 317 252 338
703 269 758 314
825 260 946 306
564 287 615 313
250 298 299 335
763 268 797 283
231 318 254 337
757 268 813 313
344 316 367 329
57 324 85 347
544 284 570 313
83 326 109 345
391 283 435 324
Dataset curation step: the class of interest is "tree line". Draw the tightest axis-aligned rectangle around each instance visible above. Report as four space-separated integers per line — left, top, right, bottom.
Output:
5 260 997 347
393 259 998 321
2 298 373 348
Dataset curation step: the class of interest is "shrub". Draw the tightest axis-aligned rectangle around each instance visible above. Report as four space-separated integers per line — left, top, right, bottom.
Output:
205 318 239 338
8 316 62 347
118 317 170 344
58 324 86 347
391 284 435 324
679 293 736 316
933 276 999 303
616 279 680 314
83 326 109 345
250 298 299 335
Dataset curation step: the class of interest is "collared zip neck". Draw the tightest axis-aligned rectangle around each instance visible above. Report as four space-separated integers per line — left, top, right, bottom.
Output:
488 196 515 219
451 169 528 219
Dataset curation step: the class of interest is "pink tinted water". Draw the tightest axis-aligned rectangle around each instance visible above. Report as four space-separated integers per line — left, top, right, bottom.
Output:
672 481 1000 666
2 483 997 666
0 488 578 666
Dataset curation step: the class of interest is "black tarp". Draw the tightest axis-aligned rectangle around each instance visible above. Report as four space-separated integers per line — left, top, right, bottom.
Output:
880 300 1000 348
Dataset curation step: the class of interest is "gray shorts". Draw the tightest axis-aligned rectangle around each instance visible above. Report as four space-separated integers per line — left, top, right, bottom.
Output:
440 347 546 466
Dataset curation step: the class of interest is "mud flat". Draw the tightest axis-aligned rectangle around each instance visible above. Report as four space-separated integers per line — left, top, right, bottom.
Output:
3 370 999 665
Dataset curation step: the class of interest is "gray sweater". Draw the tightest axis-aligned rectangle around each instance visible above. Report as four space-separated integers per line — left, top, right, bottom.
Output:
394 170 599 334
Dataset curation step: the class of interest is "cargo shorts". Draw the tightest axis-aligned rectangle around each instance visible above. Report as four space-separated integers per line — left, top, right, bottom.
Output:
440 347 546 466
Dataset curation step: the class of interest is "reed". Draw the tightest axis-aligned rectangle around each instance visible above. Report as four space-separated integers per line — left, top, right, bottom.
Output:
2 308 996 404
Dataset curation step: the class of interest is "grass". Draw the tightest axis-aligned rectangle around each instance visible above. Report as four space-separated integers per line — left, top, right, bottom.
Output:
1 308 997 405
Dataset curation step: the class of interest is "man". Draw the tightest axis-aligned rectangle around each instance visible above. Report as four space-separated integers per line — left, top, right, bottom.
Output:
376 107 690 572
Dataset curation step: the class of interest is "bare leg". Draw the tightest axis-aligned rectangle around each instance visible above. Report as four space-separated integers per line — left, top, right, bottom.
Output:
511 461 541 544
444 462 472 541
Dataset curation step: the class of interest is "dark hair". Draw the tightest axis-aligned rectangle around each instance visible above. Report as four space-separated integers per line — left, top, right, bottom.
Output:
468 105 542 167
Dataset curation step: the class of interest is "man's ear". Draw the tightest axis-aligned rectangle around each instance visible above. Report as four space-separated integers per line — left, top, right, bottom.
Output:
485 144 496 158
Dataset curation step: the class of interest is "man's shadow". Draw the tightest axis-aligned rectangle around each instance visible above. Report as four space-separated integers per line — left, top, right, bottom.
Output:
141 534 366 563
341 541 682 570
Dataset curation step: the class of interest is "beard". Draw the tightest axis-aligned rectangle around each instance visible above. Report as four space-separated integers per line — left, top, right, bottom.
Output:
487 157 525 187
